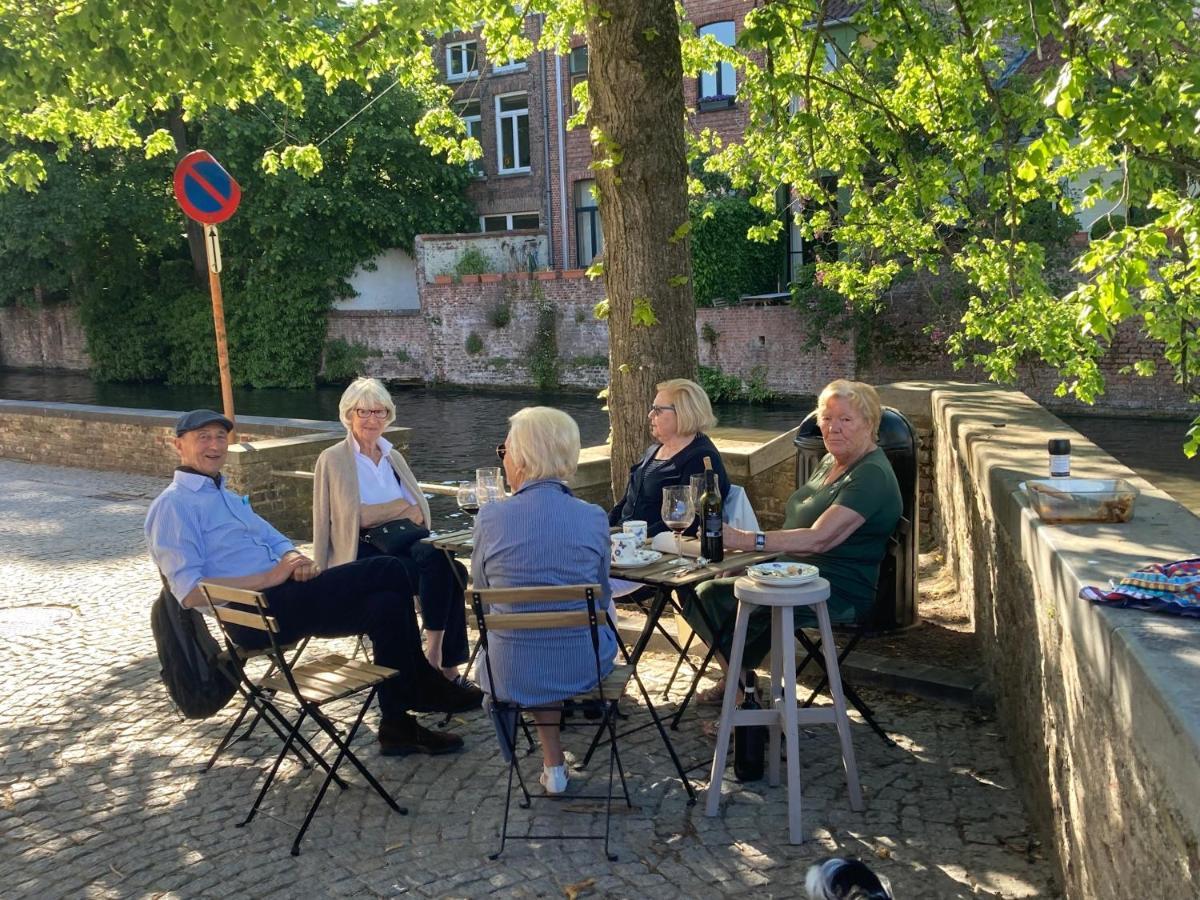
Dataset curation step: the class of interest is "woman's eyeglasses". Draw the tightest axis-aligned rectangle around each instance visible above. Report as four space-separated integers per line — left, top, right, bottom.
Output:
648 404 676 416
353 408 389 420
495 442 507 461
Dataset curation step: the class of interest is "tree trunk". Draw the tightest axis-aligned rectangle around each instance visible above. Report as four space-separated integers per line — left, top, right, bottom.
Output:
587 0 697 503
168 106 209 284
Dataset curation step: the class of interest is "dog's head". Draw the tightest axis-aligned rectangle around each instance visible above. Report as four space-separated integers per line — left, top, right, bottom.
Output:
805 857 892 900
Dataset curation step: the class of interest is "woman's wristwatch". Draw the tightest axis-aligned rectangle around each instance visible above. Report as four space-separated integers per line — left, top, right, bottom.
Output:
755 532 766 551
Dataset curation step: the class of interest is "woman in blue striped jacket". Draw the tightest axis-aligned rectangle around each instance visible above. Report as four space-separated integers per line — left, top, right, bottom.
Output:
470 406 616 795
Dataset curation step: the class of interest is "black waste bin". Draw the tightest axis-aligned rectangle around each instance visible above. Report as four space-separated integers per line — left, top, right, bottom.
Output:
793 406 919 629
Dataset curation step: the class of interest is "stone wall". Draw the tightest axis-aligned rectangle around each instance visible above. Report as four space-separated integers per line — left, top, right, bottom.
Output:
929 382 1200 898
0 401 409 539
0 304 90 370
856 272 1195 414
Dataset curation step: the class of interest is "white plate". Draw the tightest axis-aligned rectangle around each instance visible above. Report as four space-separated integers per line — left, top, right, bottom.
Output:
611 548 663 569
746 562 819 586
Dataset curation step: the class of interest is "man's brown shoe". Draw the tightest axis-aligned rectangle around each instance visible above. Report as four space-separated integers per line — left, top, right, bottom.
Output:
379 717 465 756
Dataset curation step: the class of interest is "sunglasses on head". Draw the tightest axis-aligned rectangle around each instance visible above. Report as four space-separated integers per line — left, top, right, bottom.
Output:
495 442 507 461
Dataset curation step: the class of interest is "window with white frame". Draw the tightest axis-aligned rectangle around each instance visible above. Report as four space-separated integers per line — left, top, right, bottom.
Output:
492 52 526 73
446 40 478 81
495 93 530 173
574 180 603 266
481 212 540 232
698 21 736 101
457 99 483 175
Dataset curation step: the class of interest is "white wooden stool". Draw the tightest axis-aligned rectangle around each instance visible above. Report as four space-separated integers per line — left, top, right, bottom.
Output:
704 575 864 844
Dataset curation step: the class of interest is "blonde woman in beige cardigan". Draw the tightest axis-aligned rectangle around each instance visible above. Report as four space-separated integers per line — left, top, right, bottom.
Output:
313 377 469 681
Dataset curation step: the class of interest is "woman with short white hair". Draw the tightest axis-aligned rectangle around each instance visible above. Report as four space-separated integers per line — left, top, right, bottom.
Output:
313 377 474 755
470 406 615 795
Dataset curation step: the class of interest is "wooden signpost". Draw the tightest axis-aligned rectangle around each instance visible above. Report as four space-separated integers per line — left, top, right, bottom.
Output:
172 150 242 435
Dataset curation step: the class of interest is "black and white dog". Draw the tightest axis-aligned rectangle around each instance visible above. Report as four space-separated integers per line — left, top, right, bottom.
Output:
805 857 893 900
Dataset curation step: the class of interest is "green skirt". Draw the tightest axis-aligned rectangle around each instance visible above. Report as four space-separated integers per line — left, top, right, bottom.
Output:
682 577 863 670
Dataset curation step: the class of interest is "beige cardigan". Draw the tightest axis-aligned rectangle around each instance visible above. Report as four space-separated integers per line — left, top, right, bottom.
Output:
311 434 431 570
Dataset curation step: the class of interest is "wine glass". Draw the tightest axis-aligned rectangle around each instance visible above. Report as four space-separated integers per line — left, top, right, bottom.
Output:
689 473 706 507
456 481 480 528
661 485 696 567
476 466 505 507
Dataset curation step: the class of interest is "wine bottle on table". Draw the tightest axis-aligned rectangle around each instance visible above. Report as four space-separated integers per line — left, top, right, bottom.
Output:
699 457 724 563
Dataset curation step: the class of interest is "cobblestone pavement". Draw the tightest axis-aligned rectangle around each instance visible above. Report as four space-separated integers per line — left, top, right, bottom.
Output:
0 460 1059 898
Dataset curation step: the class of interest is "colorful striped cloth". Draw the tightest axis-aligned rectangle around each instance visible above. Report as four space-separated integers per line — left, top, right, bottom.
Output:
1080 558 1200 617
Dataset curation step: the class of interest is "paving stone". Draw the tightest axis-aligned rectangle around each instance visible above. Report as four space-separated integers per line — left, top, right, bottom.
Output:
0 458 1061 898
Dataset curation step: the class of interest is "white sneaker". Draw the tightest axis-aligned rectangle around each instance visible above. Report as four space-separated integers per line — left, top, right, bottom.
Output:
540 763 569 795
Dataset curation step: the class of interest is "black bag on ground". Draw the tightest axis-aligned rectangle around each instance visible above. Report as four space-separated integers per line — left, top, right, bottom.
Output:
149 585 237 719
362 518 430 556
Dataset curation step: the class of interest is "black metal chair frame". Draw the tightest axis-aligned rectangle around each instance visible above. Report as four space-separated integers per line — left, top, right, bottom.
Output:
203 637 312 772
471 583 632 861
201 583 408 855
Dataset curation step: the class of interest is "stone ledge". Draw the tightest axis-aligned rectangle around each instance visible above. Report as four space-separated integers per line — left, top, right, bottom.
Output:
932 381 1200 896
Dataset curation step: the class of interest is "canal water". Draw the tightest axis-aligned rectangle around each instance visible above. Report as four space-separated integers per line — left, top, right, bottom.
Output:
0 369 814 486
3 370 1195 515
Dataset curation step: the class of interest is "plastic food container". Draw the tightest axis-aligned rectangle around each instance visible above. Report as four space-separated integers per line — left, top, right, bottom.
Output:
1024 478 1139 524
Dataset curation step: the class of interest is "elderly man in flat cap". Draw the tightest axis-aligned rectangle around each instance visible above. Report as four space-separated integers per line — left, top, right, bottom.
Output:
146 409 482 756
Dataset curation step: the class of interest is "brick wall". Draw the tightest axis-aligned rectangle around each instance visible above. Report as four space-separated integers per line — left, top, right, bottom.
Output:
0 304 90 370
856 271 1196 414
697 305 856 396
338 264 847 394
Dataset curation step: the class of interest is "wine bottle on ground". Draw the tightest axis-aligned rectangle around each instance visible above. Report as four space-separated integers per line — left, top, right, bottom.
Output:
734 672 766 782
699 459 724 563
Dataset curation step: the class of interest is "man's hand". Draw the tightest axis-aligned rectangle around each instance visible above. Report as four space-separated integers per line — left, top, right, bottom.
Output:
284 551 320 583
264 552 318 587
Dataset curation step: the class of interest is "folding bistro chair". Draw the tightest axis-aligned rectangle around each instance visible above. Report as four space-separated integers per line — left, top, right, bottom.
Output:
470 583 634 861
200 583 408 855
792 516 912 747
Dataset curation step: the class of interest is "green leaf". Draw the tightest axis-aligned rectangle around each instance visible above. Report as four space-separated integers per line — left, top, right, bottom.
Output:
593 298 611 320
631 296 659 327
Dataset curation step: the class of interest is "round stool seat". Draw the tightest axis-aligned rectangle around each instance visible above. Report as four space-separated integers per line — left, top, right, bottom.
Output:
733 575 830 608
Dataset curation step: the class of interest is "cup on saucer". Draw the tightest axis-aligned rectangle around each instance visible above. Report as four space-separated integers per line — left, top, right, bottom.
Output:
610 532 640 566
622 519 648 546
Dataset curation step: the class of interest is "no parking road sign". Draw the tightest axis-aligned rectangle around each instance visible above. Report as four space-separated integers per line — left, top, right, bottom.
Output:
172 149 240 435
173 150 241 224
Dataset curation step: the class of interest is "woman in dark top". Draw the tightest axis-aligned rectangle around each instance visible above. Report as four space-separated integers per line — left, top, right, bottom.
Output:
610 378 730 536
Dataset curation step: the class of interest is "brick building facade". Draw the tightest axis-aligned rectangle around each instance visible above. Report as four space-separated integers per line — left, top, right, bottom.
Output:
438 2 760 273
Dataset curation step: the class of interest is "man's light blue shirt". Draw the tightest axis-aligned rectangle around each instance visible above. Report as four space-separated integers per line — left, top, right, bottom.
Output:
146 470 294 603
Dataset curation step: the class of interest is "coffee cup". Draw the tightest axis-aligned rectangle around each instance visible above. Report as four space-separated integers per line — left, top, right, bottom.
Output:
610 531 640 566
622 520 648 546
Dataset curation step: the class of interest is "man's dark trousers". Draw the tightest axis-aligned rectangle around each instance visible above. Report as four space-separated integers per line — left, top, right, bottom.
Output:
228 555 424 720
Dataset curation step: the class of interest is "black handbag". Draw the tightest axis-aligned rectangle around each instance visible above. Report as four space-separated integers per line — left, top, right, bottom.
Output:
362 518 430 555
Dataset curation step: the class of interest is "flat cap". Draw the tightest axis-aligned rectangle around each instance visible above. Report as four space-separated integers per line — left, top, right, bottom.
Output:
175 409 234 436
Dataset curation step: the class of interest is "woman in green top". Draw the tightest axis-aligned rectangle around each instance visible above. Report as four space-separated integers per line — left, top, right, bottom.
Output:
683 379 903 701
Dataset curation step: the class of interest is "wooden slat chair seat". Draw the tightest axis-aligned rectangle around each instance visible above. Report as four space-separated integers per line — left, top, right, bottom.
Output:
200 582 407 856
572 664 635 704
261 654 399 705
470 584 633 861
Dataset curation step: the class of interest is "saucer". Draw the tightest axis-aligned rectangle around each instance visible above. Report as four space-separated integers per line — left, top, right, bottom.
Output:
611 548 663 569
